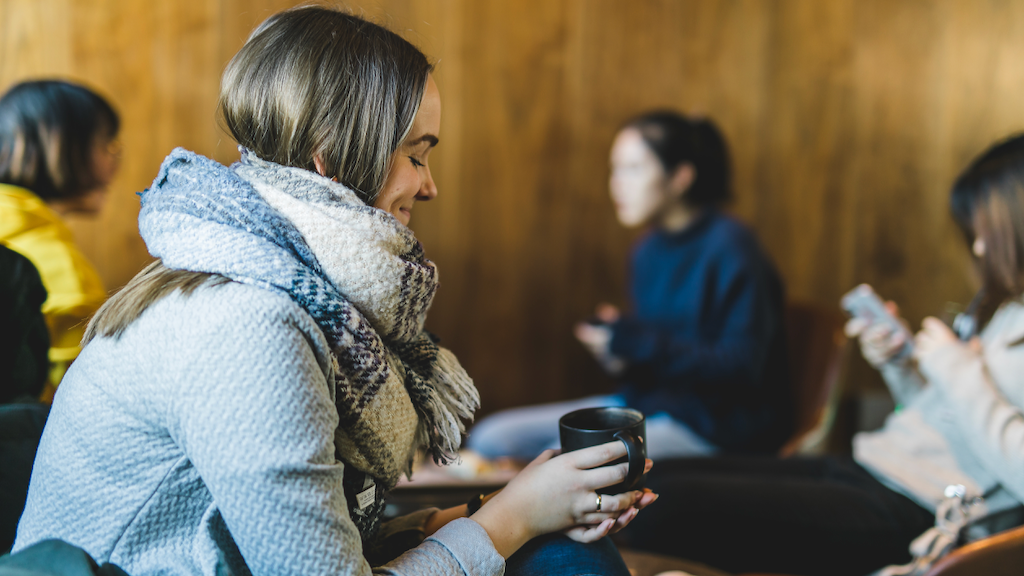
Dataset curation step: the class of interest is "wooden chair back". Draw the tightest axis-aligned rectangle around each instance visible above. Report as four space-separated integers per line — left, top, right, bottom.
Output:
923 523 1024 576
778 302 849 457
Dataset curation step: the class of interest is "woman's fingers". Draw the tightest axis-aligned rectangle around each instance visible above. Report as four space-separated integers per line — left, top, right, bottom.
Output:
921 316 955 337
844 317 867 337
574 322 595 343
609 507 639 533
577 511 619 524
857 321 906 366
633 488 658 510
578 456 652 491
914 317 959 357
579 490 641 517
562 440 627 469
564 519 615 543
865 329 903 354
863 323 894 343
588 462 633 491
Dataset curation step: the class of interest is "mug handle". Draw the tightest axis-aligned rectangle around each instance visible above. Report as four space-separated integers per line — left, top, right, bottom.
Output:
613 430 645 490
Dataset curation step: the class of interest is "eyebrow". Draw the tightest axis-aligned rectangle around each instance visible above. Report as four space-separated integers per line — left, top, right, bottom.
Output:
407 134 439 147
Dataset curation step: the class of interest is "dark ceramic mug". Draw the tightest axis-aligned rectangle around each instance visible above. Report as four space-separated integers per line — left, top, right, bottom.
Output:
558 406 646 494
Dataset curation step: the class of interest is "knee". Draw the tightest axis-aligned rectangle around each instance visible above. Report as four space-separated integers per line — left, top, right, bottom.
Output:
466 413 522 458
505 534 630 576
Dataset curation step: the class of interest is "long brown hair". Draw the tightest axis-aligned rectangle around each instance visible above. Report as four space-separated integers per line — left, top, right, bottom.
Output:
950 134 1024 326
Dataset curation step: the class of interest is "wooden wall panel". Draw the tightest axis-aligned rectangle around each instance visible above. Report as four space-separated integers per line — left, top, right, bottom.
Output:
3 0 1024 414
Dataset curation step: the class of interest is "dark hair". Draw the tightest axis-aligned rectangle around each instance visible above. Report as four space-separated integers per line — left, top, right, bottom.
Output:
0 80 119 201
624 111 731 207
949 133 1024 324
219 6 433 203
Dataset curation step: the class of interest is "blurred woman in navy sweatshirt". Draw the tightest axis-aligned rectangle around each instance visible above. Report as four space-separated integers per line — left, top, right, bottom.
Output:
469 111 792 459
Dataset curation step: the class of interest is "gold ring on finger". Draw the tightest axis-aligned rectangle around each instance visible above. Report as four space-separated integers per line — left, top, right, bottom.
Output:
595 493 602 512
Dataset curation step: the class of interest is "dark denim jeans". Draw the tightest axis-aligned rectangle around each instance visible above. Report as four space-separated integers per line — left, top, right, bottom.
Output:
506 534 631 576
3 536 629 576
0 539 128 576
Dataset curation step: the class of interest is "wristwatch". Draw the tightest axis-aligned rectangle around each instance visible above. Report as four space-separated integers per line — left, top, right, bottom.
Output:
466 493 485 516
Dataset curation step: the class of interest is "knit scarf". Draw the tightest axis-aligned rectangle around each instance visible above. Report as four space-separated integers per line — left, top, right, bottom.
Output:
139 147 478 507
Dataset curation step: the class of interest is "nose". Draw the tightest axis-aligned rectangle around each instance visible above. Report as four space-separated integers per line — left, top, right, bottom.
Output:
417 167 438 201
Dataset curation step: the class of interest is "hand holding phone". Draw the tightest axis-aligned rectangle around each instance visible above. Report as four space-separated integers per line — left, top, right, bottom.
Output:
841 284 913 361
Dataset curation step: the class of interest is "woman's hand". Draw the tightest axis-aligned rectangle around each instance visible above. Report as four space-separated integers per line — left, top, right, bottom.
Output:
574 311 626 375
566 487 658 542
845 301 909 367
913 317 961 359
575 322 613 357
470 441 656 558
595 303 620 324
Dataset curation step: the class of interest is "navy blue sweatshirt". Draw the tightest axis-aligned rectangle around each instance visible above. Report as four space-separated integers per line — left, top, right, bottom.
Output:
609 210 792 453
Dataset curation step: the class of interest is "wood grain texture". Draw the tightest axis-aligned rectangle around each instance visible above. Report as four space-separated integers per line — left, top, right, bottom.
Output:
3 0 1024 413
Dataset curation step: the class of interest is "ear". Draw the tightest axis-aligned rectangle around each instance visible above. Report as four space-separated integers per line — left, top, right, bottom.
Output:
668 163 695 199
313 155 329 178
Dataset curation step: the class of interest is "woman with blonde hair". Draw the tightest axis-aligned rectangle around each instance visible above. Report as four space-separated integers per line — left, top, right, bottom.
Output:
13 7 654 575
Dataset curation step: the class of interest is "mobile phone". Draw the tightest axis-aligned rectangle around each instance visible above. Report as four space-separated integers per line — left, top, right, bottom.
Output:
840 284 914 356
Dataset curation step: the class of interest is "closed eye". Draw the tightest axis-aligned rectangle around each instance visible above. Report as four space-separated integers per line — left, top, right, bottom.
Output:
409 156 425 168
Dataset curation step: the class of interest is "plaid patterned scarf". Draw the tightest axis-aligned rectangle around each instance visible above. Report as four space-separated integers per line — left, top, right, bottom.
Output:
139 148 479 537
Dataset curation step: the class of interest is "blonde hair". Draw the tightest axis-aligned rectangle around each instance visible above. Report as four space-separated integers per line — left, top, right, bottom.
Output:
90 7 433 340
218 6 433 203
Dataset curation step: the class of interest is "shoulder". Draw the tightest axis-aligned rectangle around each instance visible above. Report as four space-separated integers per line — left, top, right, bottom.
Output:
0 244 44 291
987 299 1024 346
74 281 336 419
0 184 65 237
115 281 333 374
672 211 772 275
0 186 100 291
702 211 762 253
150 281 322 336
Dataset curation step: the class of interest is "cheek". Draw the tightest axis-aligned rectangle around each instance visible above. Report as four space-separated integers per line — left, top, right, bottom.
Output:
91 149 120 187
375 165 418 211
617 175 662 210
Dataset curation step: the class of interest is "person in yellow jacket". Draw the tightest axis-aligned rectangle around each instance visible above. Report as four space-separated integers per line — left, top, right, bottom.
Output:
0 80 120 393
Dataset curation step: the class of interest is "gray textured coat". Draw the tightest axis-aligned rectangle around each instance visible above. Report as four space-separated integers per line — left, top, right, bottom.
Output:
14 282 504 575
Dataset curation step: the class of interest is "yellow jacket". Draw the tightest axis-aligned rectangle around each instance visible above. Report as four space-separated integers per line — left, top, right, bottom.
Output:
0 184 106 384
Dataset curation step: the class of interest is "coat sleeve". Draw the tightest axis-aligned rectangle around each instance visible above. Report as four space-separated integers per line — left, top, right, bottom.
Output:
878 358 928 407
918 339 1024 504
170 299 503 576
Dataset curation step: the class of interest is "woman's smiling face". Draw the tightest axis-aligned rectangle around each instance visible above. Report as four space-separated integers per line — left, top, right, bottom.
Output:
374 74 441 226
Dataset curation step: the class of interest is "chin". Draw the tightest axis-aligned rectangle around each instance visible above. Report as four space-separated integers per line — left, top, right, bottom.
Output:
616 213 645 228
